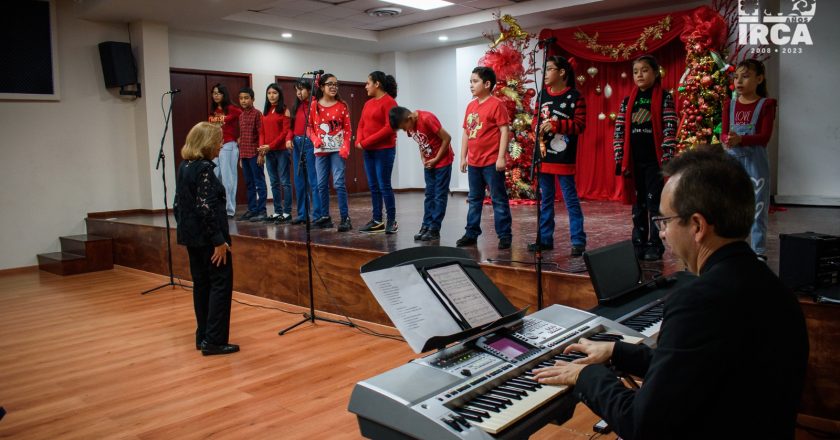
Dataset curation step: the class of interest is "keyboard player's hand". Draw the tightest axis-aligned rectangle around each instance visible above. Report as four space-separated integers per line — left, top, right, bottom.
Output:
562 338 614 365
532 362 586 386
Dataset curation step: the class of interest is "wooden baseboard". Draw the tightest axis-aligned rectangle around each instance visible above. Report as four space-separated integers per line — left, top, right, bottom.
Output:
87 209 165 218
0 265 38 276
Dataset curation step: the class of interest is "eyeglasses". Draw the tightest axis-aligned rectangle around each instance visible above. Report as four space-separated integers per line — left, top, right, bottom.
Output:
546 67 559 72
651 215 680 231
323 82 339 88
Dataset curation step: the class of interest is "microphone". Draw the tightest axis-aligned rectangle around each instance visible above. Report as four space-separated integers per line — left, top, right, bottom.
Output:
165 89 181 94
303 69 324 75
538 36 557 46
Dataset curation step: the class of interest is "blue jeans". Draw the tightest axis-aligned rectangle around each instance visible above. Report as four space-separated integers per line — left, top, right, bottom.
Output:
539 173 586 246
423 164 452 231
292 136 322 220
727 146 770 255
212 141 238 216
315 152 348 219
241 156 267 213
465 165 512 239
265 149 292 215
363 148 396 222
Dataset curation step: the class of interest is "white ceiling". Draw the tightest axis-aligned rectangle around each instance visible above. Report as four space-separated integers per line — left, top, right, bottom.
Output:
71 0 703 53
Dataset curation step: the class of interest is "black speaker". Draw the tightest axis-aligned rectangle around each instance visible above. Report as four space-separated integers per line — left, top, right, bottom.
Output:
98 41 137 88
779 232 840 292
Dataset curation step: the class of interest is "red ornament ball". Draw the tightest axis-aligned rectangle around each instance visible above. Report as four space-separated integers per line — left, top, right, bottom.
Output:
701 76 713 87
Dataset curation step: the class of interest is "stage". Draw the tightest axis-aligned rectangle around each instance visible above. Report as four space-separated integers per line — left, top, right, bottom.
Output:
86 191 840 325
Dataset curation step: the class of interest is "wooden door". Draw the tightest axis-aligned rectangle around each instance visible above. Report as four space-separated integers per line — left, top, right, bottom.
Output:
276 76 370 194
342 82 370 194
170 69 252 205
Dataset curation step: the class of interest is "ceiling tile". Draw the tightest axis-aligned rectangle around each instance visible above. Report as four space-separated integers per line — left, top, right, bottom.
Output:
314 5 362 18
340 0 392 11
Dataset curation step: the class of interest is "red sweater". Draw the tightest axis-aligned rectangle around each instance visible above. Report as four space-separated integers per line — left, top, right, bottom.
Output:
721 98 777 147
209 105 242 143
293 103 308 136
357 94 397 150
259 105 292 150
309 100 352 156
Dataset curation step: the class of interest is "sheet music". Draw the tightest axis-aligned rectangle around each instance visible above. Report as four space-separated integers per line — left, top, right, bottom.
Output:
361 265 461 353
425 264 502 328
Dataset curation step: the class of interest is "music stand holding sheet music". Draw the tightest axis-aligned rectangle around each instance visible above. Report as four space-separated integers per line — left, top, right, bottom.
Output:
360 247 527 353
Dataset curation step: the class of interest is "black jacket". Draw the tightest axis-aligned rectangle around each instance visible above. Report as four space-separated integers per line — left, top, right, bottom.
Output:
174 160 230 248
575 241 808 439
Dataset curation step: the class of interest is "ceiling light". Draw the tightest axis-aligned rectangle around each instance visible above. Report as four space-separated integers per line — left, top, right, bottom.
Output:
438 35 449 41
383 0 453 11
281 32 292 38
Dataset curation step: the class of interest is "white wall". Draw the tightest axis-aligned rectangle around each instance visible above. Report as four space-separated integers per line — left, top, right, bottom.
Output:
0 0 143 270
777 1 840 205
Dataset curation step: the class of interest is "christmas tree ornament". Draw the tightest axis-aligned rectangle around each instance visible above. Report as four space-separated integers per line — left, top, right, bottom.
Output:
598 112 606 120
595 85 602 95
576 75 586 85
604 83 613 98
621 72 628 79
609 112 617 121
586 66 598 78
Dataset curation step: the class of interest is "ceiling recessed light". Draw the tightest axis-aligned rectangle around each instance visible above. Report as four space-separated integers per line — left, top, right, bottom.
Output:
438 35 449 41
281 32 293 38
383 0 453 11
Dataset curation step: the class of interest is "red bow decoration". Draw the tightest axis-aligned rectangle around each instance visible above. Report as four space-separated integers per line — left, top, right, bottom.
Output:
479 44 525 82
680 5 727 53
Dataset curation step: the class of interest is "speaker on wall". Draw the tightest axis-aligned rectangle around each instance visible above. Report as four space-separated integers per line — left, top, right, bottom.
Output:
98 41 140 96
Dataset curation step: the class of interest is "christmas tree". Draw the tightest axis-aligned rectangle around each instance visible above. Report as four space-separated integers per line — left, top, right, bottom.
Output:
676 7 731 150
479 14 538 200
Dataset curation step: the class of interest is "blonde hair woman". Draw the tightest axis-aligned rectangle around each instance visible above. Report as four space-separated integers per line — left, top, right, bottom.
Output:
174 122 238 356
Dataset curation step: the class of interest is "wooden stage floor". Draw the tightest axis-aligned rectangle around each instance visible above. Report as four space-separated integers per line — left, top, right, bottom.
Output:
86 192 840 326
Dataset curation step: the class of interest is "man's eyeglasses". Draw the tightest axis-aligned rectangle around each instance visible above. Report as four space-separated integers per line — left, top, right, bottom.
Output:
651 215 680 231
323 82 339 88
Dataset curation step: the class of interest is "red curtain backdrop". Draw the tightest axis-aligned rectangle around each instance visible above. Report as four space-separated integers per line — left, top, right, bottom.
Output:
537 7 702 201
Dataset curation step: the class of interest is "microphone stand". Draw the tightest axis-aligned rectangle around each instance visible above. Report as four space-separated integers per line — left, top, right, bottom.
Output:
529 43 551 310
281 71 352 334
143 91 191 295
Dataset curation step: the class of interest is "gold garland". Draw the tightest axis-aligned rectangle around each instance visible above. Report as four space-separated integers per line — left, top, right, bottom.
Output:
573 16 672 60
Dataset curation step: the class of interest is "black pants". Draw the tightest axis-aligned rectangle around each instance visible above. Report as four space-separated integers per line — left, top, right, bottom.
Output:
631 162 665 251
187 245 233 346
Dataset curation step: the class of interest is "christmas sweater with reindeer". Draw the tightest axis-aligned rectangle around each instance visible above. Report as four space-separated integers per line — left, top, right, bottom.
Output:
533 86 586 175
308 100 352 156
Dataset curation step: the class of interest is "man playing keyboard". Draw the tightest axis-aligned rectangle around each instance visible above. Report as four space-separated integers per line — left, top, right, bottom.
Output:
534 150 809 439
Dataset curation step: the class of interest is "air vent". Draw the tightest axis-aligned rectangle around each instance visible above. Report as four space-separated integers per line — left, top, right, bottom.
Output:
366 7 402 17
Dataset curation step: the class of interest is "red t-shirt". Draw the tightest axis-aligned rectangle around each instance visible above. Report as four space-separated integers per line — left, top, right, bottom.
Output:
259 105 292 150
209 105 242 143
358 94 397 150
721 98 777 147
462 96 510 167
408 110 453 169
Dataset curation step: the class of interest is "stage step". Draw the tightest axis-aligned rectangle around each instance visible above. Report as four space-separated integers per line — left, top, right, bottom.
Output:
38 234 113 276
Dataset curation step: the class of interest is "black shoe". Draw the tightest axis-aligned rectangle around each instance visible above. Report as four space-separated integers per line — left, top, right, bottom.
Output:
642 247 664 261
237 211 255 221
275 213 292 224
421 229 440 241
571 245 586 257
195 340 203 350
498 237 512 250
528 242 554 252
359 219 385 233
314 216 333 228
385 220 399 234
291 217 306 225
456 235 477 247
265 213 281 223
338 217 352 232
201 342 240 356
414 227 429 241
249 211 268 222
